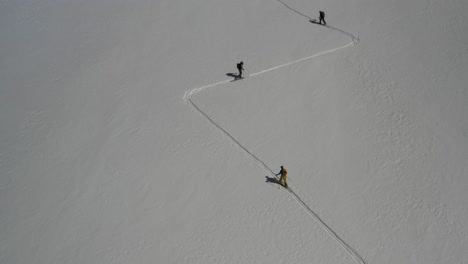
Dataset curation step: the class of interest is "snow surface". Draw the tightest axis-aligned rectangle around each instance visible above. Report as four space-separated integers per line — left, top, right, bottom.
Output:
1 0 468 263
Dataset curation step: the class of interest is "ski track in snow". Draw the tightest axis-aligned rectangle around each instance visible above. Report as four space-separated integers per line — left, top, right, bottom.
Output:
184 2 365 264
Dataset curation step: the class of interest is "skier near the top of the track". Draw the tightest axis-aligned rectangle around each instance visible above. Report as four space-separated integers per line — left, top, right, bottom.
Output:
276 166 288 188
319 11 326 25
236 61 244 79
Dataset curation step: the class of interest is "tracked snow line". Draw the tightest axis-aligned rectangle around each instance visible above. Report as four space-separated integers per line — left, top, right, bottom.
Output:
190 92 367 264
188 98 276 176
184 41 355 102
286 187 366 264
190 96 367 264
184 79 232 102
184 2 366 264
249 41 354 77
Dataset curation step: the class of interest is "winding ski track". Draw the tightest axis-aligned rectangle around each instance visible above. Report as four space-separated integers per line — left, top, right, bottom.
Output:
184 2 366 264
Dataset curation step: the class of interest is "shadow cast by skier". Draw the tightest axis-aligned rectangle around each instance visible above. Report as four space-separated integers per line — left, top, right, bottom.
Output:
226 73 238 78
265 176 280 185
309 19 322 25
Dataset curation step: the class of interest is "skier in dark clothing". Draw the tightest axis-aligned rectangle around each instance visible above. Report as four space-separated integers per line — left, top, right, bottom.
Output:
319 11 326 25
276 166 288 188
236 61 244 79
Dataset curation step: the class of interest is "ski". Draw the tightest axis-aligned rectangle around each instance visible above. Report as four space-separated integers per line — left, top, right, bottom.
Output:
231 75 248 82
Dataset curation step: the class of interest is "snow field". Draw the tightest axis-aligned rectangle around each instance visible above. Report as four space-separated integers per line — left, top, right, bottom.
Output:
1 0 468 263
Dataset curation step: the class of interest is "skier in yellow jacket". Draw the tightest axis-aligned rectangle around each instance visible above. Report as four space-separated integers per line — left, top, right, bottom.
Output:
276 166 288 188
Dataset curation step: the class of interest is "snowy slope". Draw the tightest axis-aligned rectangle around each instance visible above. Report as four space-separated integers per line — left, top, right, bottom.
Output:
1 0 467 263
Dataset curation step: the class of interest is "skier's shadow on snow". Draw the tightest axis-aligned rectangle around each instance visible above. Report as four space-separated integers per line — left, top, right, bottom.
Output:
265 176 280 185
226 73 239 78
309 20 323 25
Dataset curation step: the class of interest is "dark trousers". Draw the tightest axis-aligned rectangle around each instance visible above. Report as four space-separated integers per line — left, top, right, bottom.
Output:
319 18 326 25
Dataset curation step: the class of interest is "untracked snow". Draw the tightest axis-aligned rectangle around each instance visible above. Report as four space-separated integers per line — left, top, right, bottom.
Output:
1 0 467 263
